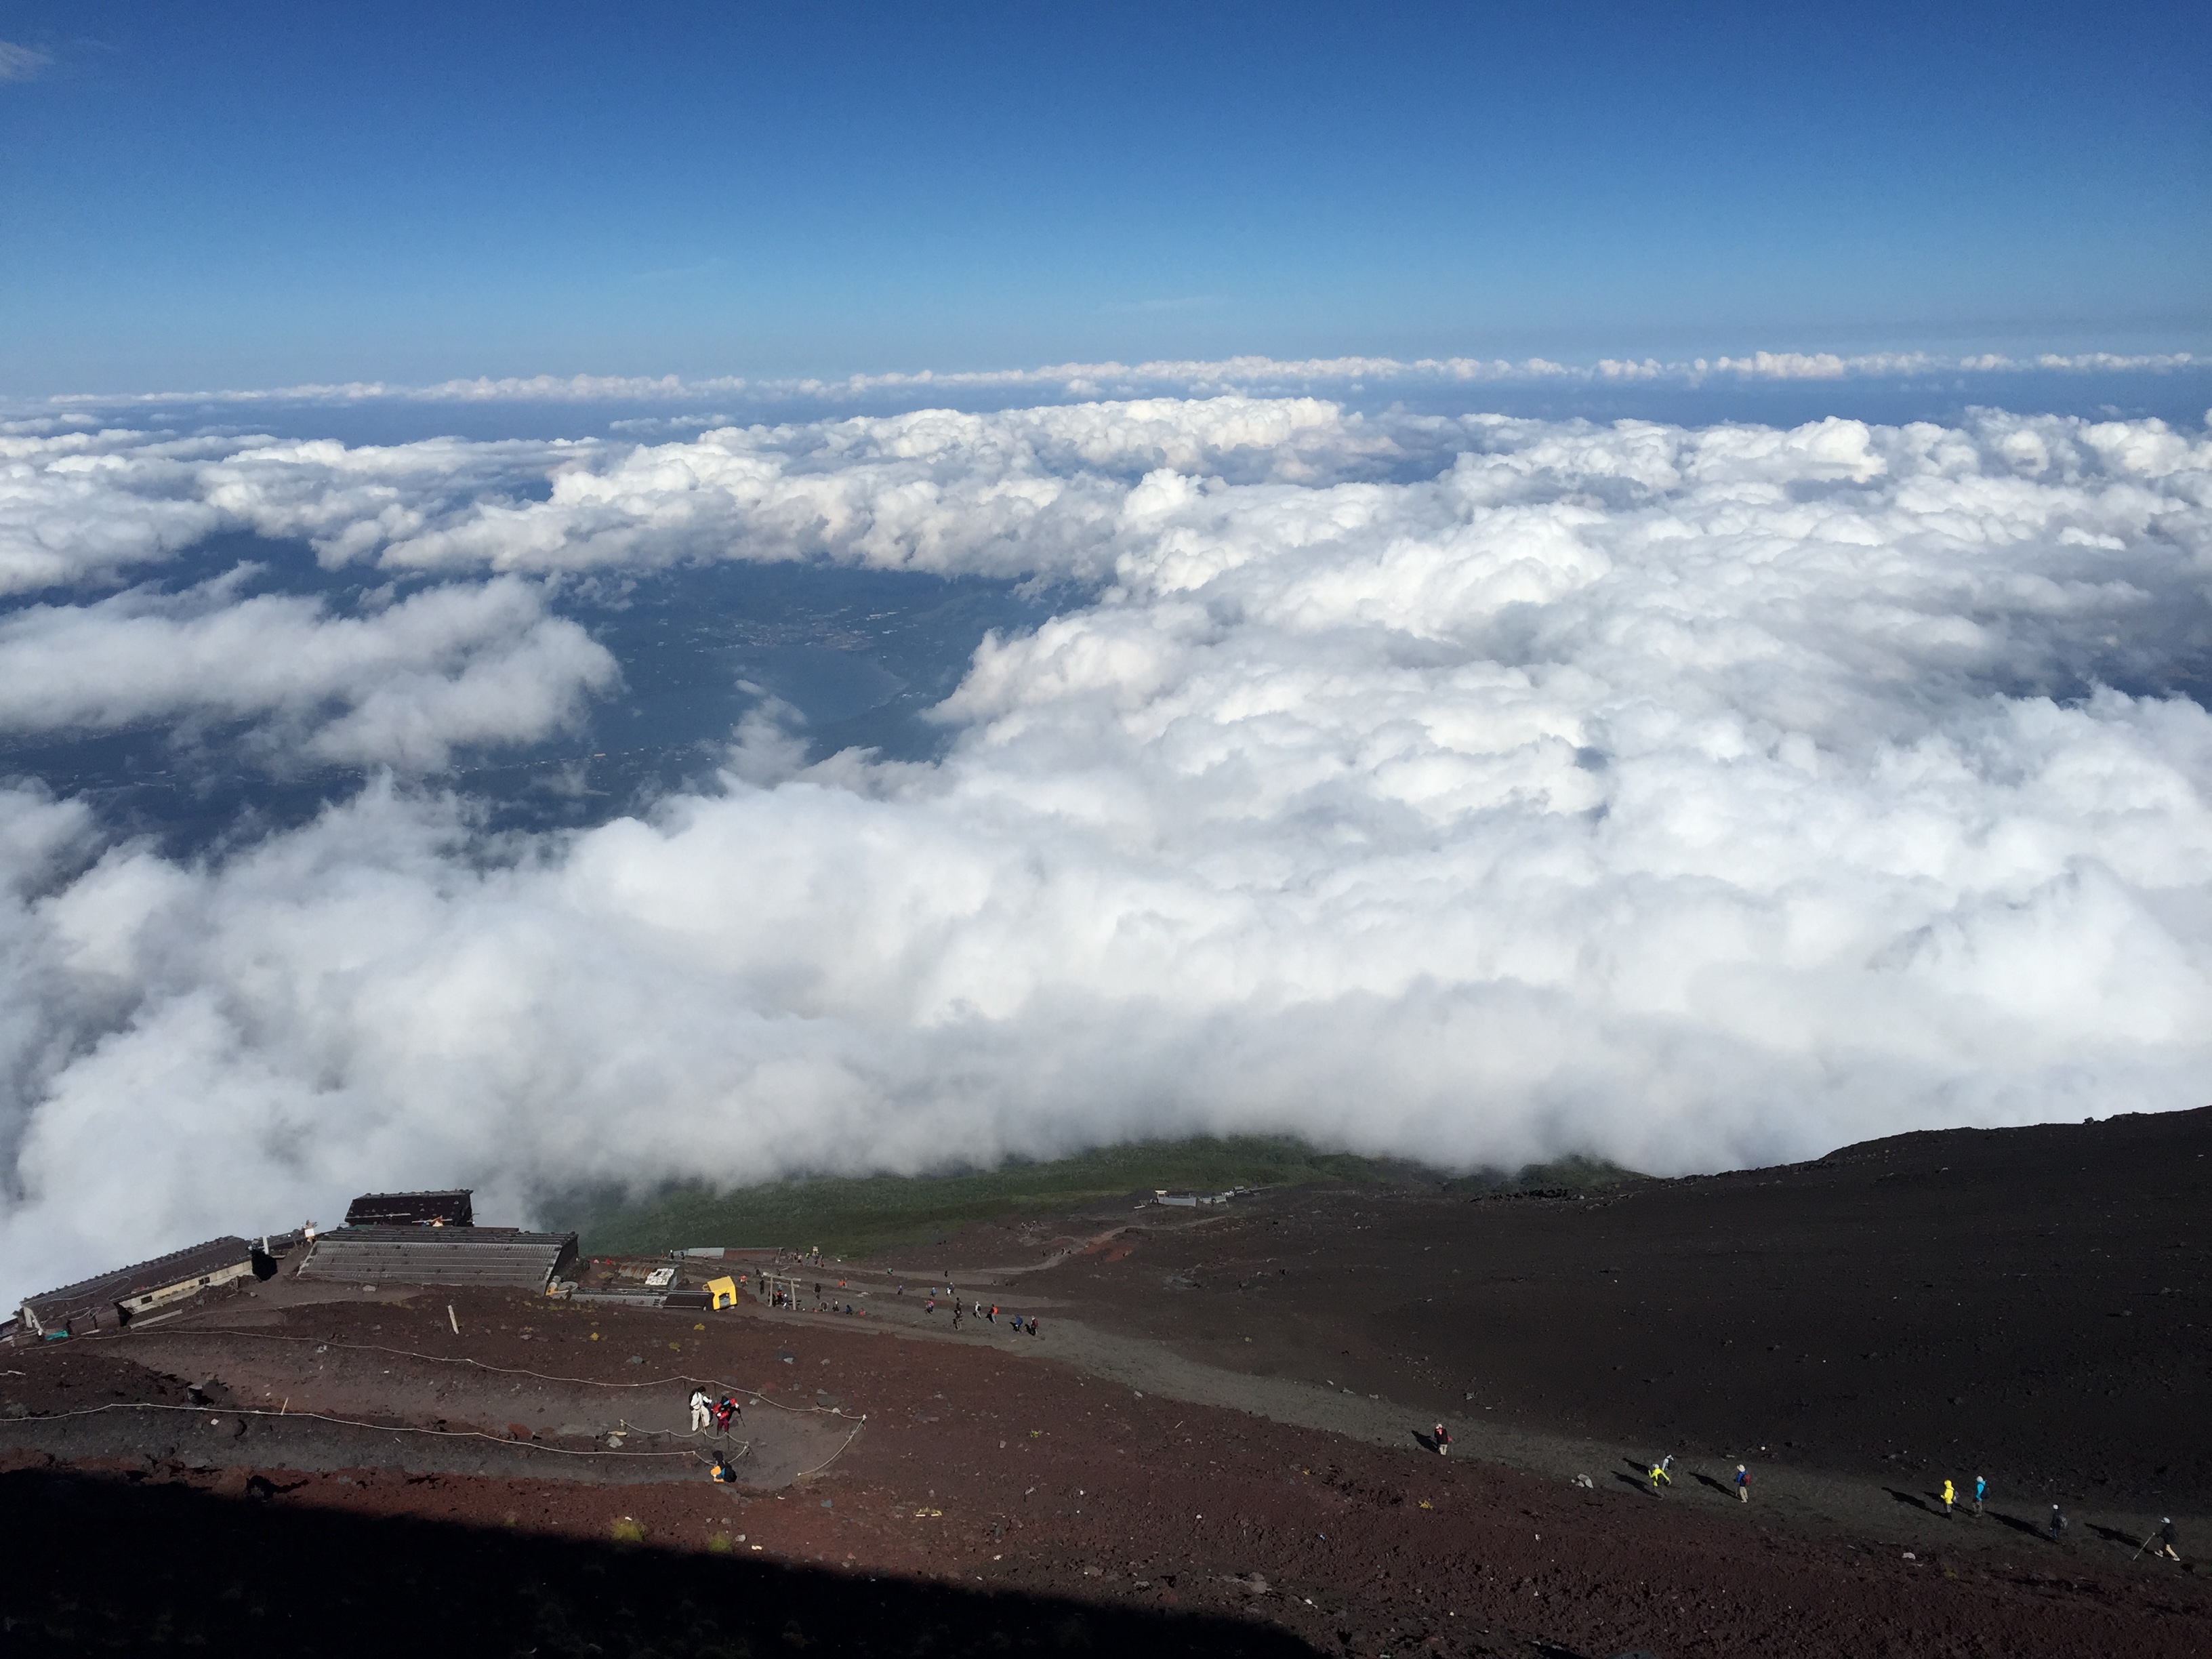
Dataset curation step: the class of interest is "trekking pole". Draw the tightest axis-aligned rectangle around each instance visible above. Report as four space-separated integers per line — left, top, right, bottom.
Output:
2129 1531 2156 1561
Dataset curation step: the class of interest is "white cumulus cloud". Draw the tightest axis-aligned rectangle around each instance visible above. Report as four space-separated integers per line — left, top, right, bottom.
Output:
0 396 2208 1300
0 573 617 770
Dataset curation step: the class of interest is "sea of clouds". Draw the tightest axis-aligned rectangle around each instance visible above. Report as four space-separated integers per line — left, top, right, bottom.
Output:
2 395 2209 1294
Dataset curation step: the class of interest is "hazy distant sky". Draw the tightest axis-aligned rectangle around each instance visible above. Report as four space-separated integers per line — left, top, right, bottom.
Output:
1 1 2205 394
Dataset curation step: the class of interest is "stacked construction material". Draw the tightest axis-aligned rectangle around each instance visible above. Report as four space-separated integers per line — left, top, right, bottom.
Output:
295 1227 577 1291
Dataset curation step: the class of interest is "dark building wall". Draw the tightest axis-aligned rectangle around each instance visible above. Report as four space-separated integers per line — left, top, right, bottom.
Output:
343 1191 475 1227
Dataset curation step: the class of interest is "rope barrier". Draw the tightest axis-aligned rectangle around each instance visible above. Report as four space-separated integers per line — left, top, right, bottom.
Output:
793 1421 866 1481
43 1324 868 1480
0 1398 708 1458
82 1326 853 1418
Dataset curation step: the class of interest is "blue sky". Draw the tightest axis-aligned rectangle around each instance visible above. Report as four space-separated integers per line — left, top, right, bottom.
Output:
1 1 2205 394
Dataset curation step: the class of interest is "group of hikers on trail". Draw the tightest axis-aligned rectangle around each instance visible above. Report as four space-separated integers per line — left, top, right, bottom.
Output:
912 1291 1042 1336
1646 1454 1752 1500
689 1385 747 1483
1636 1454 2184 1560
964 1299 1044 1335
2007 1499 2177 1561
688 1387 742 1435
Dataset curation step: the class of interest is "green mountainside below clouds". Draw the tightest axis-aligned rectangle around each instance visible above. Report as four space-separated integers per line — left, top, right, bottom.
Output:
539 1136 1639 1260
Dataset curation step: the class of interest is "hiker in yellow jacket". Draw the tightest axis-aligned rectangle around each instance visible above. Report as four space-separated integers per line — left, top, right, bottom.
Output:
1942 1478 1956 1516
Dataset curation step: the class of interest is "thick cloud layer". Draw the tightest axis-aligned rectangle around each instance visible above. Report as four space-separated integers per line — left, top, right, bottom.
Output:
2 398 2209 1298
1 402 1379 592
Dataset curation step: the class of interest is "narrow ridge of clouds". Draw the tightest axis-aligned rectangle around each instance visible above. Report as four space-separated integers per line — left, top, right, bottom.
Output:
37 348 2207 413
16 398 2207 591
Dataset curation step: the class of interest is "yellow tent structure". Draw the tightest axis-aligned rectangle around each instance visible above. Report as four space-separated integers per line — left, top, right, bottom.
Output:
705 1275 739 1309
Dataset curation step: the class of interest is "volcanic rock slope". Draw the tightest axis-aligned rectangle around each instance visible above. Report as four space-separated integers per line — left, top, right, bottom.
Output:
0 1108 2205 1658
1021 1107 2212 1513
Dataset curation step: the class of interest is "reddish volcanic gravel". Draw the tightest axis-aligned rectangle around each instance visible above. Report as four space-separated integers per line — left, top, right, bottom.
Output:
2 1110 2207 1656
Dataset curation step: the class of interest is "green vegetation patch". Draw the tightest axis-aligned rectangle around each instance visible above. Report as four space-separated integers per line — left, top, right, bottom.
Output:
1479 1153 1643 1193
541 1135 1428 1259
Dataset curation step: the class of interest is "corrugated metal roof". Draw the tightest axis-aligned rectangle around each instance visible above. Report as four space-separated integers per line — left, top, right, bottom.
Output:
22 1237 253 1326
296 1227 575 1289
344 1190 474 1227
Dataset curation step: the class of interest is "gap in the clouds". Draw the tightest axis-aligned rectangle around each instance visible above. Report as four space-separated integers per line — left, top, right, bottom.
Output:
0 534 1059 857
560 557 1061 781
